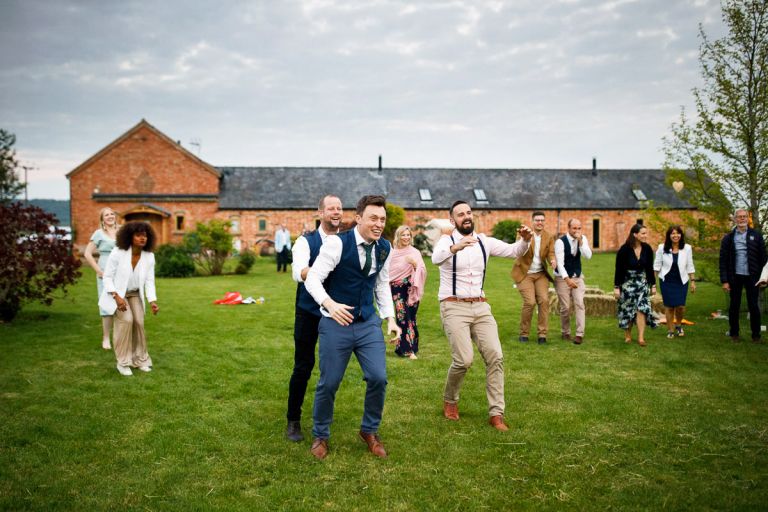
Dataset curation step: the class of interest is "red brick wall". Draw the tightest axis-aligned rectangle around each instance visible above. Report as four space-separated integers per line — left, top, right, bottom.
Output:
69 124 219 248
216 208 702 253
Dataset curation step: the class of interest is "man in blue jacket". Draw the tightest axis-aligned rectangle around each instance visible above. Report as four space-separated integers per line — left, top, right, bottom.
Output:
720 209 767 343
304 195 401 459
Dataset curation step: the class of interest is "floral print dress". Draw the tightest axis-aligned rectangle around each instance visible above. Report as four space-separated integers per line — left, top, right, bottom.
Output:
391 276 420 356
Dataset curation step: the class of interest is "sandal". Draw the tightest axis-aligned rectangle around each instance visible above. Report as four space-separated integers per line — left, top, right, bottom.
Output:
675 326 684 337
638 339 647 347
625 337 632 344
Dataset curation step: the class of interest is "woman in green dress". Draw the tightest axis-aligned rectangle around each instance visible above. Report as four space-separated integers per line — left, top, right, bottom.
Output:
84 207 119 350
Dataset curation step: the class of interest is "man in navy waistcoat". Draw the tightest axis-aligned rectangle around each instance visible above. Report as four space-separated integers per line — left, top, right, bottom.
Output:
304 195 401 459
285 195 343 442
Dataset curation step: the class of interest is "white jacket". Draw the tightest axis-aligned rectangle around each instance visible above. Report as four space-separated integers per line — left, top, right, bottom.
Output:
653 244 695 284
759 261 768 285
98 248 157 315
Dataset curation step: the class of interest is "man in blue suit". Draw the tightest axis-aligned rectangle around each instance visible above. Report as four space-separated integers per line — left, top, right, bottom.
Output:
304 195 401 459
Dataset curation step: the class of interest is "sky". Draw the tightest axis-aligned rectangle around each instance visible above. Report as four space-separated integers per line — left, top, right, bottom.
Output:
0 0 725 199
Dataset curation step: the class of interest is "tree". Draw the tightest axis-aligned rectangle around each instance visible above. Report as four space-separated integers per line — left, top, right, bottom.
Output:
663 0 768 233
0 202 82 321
184 220 232 275
1 129 26 204
384 202 406 241
492 219 523 243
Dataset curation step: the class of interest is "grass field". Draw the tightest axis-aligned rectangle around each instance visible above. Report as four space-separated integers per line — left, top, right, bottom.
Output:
1 253 767 511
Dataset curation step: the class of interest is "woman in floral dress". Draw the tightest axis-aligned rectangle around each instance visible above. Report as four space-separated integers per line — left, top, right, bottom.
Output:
614 223 657 346
389 226 427 359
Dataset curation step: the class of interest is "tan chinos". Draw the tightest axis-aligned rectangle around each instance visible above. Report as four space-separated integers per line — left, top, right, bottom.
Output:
113 291 153 368
517 272 550 338
554 276 586 338
440 300 505 417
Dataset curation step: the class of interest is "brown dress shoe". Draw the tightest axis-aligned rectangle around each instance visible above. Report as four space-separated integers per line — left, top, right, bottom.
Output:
573 336 583 345
443 401 459 421
489 415 509 431
561 333 571 341
359 431 387 458
310 438 328 459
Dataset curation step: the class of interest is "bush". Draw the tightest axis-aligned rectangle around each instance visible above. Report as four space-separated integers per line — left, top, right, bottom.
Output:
491 219 522 243
235 250 257 275
384 203 406 241
184 220 232 276
155 244 196 278
0 203 81 321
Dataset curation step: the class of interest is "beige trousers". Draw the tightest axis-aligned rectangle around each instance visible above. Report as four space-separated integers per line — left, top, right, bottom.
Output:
113 291 153 368
554 276 586 337
517 272 550 337
440 300 505 417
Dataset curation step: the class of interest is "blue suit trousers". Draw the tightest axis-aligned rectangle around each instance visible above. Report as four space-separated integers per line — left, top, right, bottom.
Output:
312 315 387 439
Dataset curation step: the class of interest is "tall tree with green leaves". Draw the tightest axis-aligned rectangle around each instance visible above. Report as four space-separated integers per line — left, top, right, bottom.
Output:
0 129 26 204
663 0 768 233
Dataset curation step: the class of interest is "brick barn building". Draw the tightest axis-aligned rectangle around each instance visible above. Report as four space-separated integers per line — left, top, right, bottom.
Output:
68 119 697 252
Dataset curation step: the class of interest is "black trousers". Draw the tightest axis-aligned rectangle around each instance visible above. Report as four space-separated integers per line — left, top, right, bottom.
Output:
728 274 762 339
286 308 321 422
277 248 290 272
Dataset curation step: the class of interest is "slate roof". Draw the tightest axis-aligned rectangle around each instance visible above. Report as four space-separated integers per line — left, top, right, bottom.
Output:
216 167 692 211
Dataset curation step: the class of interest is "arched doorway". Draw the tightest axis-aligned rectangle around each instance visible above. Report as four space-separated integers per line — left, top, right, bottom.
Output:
121 204 170 245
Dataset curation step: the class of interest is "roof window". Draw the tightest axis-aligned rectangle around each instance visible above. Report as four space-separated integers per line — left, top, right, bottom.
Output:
632 188 647 201
473 188 488 202
419 188 432 201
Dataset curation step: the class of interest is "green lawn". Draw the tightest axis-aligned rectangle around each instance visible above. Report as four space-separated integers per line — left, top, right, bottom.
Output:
1 253 767 511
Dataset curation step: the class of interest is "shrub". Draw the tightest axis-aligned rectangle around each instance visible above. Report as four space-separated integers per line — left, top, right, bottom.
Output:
491 219 522 243
184 220 232 276
0 203 81 321
155 244 196 278
384 203 406 241
235 249 257 275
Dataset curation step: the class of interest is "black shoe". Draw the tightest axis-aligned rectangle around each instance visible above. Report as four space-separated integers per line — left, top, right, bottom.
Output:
537 337 547 344
286 420 304 442
518 336 529 343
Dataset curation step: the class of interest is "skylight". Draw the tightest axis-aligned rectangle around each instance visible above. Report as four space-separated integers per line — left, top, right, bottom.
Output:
632 188 647 201
419 188 432 201
473 188 488 201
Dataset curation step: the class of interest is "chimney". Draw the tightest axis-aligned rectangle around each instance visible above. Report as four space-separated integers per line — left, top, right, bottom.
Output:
378 154 382 172
592 157 597 170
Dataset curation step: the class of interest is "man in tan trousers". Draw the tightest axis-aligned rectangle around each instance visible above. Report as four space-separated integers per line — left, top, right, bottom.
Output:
512 211 556 344
553 218 592 344
432 200 532 431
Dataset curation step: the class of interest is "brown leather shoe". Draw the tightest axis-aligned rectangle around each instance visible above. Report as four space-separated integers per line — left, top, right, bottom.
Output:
443 401 459 421
561 333 571 341
489 415 509 431
573 336 583 345
359 431 387 458
310 438 328 460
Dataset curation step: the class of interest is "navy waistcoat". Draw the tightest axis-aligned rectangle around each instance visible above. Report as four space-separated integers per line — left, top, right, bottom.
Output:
295 230 324 316
561 235 582 278
325 230 390 321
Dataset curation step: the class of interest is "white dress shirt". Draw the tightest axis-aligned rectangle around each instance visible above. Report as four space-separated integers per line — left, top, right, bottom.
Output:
275 228 291 252
304 227 394 319
529 233 543 274
291 226 335 283
432 230 530 301
554 234 593 278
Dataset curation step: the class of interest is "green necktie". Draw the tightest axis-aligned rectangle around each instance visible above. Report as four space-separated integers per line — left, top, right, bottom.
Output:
362 243 373 275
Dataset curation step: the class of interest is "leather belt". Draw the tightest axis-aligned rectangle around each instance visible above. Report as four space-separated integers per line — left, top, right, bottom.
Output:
441 296 487 303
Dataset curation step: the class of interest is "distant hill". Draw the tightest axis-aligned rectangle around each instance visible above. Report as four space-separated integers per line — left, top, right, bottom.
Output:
28 199 70 225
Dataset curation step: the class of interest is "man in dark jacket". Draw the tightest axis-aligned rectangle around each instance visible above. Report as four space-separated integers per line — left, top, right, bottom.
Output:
720 209 768 342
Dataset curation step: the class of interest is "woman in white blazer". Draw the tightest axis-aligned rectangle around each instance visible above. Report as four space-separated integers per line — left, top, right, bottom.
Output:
653 226 696 338
99 221 159 376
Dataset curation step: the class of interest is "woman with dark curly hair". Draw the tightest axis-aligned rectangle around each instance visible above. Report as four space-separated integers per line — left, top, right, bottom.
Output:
98 221 159 376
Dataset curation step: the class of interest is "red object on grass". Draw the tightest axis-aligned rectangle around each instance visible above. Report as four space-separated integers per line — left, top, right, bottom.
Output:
213 292 243 305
